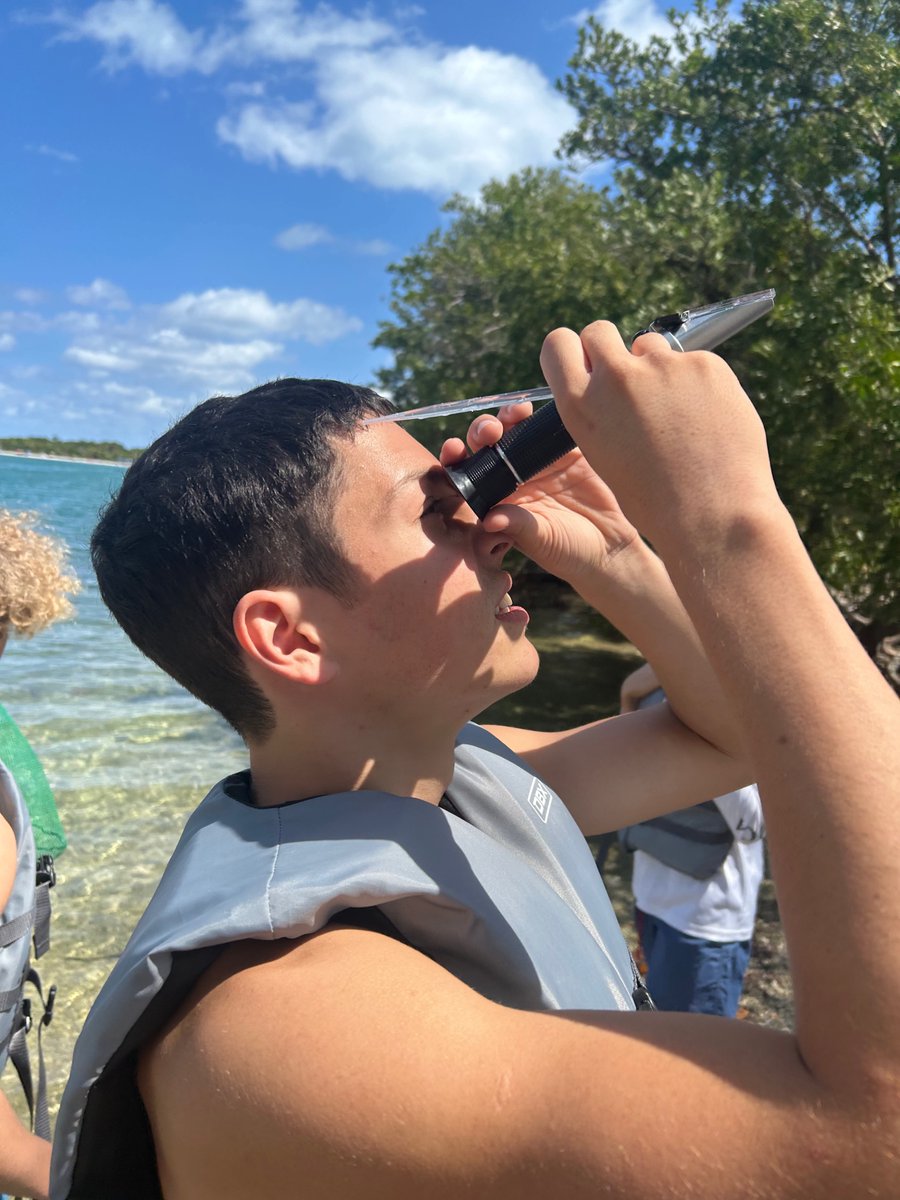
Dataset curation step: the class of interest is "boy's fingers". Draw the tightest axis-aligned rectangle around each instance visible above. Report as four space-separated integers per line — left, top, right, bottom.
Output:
465 401 535 453
540 327 590 397
438 436 467 467
465 415 503 453
629 330 677 358
576 320 632 373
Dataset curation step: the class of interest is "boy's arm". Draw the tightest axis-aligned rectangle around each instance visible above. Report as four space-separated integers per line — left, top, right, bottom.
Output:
483 533 754 833
139 922 890 1200
442 411 751 833
447 406 747 759
546 320 900 1101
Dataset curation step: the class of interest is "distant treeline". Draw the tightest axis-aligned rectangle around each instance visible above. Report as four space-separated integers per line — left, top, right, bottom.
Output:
0 436 142 462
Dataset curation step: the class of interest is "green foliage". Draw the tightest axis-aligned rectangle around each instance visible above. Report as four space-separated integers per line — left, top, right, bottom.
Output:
559 0 900 636
375 168 636 452
374 0 900 639
561 0 899 292
0 436 140 462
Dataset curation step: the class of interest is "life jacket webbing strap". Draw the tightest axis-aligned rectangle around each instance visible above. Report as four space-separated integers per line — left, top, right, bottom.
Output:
0 908 34 949
32 879 52 959
6 967 54 1142
0 978 24 1013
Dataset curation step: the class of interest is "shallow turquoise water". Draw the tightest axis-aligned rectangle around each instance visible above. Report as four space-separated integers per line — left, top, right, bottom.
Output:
1 454 248 1115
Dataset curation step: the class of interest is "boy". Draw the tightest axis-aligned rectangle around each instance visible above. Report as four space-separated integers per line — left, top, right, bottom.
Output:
52 322 900 1198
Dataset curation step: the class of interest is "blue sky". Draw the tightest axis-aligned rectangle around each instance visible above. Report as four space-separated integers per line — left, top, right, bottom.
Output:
2 0 681 447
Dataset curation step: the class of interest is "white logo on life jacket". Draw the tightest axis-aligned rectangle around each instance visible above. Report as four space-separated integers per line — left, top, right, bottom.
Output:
528 779 553 823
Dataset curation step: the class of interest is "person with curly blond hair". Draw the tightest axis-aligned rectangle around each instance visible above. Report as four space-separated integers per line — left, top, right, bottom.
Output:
0 510 79 1200
0 509 79 641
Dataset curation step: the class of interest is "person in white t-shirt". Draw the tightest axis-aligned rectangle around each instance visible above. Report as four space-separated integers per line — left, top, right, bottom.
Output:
620 663 765 1016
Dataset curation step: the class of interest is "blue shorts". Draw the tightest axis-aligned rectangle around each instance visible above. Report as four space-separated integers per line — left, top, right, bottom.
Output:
636 908 752 1017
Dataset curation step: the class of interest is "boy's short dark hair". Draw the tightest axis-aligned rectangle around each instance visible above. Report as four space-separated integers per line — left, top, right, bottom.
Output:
91 378 394 740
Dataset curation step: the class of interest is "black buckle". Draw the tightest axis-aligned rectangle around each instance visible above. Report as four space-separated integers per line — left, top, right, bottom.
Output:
632 311 688 342
20 996 33 1035
41 984 57 1029
632 983 656 1011
36 854 56 889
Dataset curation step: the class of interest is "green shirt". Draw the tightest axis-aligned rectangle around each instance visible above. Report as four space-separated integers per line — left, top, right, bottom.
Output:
0 701 67 859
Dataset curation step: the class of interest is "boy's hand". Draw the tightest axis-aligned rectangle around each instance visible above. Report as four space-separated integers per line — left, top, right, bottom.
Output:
439 401 639 587
540 322 781 549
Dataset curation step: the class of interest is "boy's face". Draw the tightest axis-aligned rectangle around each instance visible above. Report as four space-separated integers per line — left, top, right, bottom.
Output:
327 420 538 726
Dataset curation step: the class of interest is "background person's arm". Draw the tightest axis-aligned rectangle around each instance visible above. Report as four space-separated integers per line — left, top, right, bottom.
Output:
619 661 661 712
0 1091 50 1200
0 810 15 913
1 814 51 1200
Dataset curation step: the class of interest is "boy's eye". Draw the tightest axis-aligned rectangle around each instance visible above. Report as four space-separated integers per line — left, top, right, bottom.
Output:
422 495 462 522
422 497 447 519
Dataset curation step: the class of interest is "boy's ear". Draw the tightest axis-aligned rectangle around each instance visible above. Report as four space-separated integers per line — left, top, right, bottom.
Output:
233 589 337 685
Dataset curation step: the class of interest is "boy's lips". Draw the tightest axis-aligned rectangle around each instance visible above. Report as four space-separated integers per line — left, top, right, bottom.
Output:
495 589 530 627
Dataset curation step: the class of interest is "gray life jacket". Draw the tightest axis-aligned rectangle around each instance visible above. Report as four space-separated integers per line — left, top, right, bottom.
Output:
618 800 735 880
616 688 734 880
0 759 56 1140
52 723 649 1200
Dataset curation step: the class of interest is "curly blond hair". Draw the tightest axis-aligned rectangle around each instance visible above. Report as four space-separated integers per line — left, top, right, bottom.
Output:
0 509 80 637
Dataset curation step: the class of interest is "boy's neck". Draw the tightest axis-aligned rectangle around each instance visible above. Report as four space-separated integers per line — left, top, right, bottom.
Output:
247 715 460 809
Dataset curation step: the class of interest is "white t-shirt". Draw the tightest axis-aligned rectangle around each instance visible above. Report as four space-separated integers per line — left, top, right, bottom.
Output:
632 785 765 942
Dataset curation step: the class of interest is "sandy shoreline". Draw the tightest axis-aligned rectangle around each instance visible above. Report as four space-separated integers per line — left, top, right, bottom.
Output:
0 449 130 468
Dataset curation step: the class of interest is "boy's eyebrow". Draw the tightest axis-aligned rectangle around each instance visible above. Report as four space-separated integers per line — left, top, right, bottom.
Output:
381 465 448 511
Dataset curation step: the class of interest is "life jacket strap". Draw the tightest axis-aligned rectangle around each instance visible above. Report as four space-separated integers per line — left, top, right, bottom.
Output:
32 855 55 958
7 968 56 1141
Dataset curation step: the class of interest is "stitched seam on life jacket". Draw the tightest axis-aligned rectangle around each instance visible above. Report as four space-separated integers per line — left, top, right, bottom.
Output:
263 808 282 936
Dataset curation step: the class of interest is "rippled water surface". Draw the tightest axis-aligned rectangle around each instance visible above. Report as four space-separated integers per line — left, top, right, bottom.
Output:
1 455 248 1114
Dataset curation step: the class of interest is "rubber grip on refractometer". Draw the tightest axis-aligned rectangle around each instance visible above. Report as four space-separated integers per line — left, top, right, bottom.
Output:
444 400 575 519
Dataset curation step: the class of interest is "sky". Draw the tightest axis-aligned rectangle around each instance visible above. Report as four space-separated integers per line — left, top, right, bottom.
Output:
1 0 682 448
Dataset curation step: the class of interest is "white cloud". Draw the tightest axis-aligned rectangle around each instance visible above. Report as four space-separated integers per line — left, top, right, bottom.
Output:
224 79 266 97
50 283 362 401
274 225 392 256
50 0 392 75
53 0 209 75
232 0 392 64
100 380 183 417
158 287 361 343
26 143 79 163
68 278 131 310
218 44 573 196
57 310 105 334
14 289 47 306
353 238 392 256
51 1 574 198
65 346 139 372
274 222 334 251
66 331 280 380
571 1 673 44
0 309 51 335
0 334 15 351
